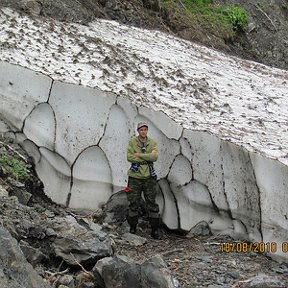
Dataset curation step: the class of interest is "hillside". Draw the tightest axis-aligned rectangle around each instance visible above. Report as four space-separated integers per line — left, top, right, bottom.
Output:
1 7 287 166
1 0 288 70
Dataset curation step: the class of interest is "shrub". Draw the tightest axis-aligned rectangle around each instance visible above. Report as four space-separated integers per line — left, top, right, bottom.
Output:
0 147 29 183
224 5 248 32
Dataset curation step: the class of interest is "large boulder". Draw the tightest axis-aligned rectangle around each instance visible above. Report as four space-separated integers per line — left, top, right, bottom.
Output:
93 255 175 288
52 215 113 265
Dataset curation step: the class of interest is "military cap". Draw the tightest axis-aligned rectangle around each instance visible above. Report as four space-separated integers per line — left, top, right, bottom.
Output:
137 122 148 130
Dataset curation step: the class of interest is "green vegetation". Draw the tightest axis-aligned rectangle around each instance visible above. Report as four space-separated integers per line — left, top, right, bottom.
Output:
224 5 248 32
161 0 248 40
0 147 29 183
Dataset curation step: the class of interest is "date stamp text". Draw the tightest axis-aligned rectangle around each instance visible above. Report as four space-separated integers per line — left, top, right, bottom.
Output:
219 242 288 253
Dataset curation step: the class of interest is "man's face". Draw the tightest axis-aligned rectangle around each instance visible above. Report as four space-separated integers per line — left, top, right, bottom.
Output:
138 126 148 138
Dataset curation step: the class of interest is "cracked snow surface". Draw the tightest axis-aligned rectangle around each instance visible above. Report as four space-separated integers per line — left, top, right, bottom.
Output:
1 8 288 165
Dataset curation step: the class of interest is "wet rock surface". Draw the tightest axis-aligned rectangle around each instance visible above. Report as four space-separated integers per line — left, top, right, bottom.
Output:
0 140 288 288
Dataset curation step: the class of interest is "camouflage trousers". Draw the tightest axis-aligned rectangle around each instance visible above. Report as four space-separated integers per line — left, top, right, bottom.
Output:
126 176 160 218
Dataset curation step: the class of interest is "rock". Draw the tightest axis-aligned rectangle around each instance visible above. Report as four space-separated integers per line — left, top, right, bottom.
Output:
142 0 160 11
228 271 241 279
104 191 129 224
9 187 32 205
20 240 48 265
20 0 42 16
45 227 57 237
0 268 10 288
79 217 103 232
122 232 147 246
186 221 211 237
238 274 286 288
81 282 95 288
0 227 52 288
93 256 141 288
0 185 9 197
141 255 175 288
58 274 75 287
200 255 213 263
53 234 113 265
93 254 175 288
6 177 25 188
75 271 94 287
104 191 149 225
52 215 113 265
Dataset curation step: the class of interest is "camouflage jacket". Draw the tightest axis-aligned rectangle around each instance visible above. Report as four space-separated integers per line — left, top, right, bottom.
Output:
127 136 158 179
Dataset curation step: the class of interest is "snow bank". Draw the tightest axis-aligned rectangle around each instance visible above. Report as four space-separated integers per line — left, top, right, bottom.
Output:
1 8 288 261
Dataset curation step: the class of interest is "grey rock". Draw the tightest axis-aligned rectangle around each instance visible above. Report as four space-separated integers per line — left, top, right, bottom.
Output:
186 221 211 237
228 271 241 279
239 274 286 288
93 256 141 288
122 232 147 246
40 0 105 23
81 282 95 288
53 234 112 265
0 186 9 197
9 187 32 205
52 215 112 265
200 255 213 263
58 274 75 288
20 0 42 16
80 218 103 233
20 240 48 265
216 276 226 284
45 227 57 237
141 255 175 288
93 254 175 288
0 227 52 288
104 190 129 224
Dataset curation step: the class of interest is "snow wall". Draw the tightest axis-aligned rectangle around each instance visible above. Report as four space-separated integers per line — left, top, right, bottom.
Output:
1 61 288 262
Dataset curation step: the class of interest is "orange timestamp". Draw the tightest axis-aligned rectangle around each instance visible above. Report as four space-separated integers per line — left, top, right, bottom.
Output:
219 242 288 253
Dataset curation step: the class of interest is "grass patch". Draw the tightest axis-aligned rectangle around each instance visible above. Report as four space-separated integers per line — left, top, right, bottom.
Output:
161 0 248 40
0 147 29 183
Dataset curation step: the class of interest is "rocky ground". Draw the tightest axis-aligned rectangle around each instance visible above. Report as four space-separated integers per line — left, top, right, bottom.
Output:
1 139 288 288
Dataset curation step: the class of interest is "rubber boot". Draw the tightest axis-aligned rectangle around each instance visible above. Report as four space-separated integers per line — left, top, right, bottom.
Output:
127 216 138 234
149 217 162 240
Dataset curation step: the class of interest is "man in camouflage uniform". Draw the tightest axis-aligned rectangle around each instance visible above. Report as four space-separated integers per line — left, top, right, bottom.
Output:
126 121 161 239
